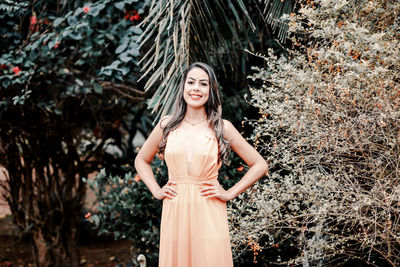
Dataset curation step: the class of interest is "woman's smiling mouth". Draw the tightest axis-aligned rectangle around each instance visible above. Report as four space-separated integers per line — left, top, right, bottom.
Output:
190 94 202 100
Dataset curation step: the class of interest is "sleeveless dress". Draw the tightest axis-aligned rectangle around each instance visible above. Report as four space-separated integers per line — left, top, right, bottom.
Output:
159 126 233 267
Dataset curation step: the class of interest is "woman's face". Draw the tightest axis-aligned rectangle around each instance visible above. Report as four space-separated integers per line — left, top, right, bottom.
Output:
183 67 210 109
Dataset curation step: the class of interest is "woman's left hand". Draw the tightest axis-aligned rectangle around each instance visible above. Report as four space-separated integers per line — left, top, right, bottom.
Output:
200 181 232 201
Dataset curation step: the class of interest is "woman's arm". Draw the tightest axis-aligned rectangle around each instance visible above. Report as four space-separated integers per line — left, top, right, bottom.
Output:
200 119 268 201
134 117 177 200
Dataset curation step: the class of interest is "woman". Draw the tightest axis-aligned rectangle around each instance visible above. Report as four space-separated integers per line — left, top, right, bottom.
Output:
134 62 268 267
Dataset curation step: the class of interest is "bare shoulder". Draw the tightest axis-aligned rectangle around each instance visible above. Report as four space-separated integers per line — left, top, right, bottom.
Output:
222 119 237 140
159 115 173 129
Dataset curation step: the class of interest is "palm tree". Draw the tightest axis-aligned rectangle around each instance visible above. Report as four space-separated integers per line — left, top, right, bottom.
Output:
138 0 296 120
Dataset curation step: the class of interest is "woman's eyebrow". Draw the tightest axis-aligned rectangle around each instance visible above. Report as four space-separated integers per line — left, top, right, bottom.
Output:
188 76 209 82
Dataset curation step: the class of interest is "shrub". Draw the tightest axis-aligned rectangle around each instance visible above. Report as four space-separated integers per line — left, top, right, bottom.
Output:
230 0 400 266
84 157 167 264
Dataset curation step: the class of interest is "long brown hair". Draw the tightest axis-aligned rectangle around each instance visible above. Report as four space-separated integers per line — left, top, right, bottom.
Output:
158 62 230 163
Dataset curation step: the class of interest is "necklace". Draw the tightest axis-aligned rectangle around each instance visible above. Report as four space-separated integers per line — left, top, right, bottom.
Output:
184 118 207 126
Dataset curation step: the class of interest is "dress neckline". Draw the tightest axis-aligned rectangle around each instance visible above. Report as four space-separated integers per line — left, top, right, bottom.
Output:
172 125 216 176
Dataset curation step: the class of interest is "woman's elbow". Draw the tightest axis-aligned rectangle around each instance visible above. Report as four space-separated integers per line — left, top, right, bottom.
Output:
134 154 142 170
260 159 269 175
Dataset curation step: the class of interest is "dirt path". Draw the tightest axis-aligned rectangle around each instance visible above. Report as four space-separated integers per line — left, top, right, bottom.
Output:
0 235 134 267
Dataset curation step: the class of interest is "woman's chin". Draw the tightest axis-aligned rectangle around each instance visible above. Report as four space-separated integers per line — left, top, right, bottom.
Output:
184 99 206 109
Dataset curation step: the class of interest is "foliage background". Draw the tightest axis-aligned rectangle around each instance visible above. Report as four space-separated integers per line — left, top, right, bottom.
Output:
1 0 286 265
0 0 152 265
2 0 399 266
230 0 400 266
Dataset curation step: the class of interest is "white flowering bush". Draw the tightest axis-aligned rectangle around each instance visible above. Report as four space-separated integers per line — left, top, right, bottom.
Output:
230 0 400 265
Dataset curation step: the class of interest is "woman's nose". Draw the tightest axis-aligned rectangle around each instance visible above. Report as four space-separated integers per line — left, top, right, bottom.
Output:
192 83 200 90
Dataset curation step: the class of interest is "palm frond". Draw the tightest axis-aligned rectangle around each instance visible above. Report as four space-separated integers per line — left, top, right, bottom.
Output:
263 0 296 43
138 0 294 120
138 0 257 120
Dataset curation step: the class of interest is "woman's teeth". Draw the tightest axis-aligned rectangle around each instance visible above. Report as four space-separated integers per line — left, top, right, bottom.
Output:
190 94 201 100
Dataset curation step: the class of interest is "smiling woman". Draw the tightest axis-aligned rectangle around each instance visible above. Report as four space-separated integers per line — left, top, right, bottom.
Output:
134 62 268 267
183 68 210 108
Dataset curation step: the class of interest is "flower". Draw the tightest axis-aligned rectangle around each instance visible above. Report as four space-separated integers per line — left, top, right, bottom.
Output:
83 6 90 13
54 41 60 49
12 66 21 75
84 212 91 219
30 15 37 25
124 10 141 21
121 187 129 194
29 14 38 31
130 14 141 21
236 166 244 172
134 174 141 182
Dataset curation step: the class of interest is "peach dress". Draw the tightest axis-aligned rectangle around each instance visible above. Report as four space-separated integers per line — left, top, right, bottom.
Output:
159 125 233 267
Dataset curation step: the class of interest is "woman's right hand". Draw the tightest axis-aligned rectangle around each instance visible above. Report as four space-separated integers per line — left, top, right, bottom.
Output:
153 181 177 200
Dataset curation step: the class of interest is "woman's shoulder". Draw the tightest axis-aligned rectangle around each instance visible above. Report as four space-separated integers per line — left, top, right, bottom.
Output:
222 119 235 130
159 115 173 129
222 119 237 138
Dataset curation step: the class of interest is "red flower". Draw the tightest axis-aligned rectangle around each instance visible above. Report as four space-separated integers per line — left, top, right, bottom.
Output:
236 166 244 172
134 174 141 182
44 19 49 24
131 14 141 21
29 15 39 32
54 41 60 49
0 64 8 69
12 66 21 75
124 10 140 21
83 6 90 13
93 125 100 137
30 15 37 25
84 212 91 219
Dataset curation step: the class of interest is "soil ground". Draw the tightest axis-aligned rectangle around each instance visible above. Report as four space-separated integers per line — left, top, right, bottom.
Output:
0 236 134 267
0 216 135 267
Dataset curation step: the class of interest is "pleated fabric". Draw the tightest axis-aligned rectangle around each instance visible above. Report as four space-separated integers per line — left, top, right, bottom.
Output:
159 128 233 267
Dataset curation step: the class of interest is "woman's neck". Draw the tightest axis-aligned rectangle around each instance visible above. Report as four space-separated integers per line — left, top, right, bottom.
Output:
184 107 207 123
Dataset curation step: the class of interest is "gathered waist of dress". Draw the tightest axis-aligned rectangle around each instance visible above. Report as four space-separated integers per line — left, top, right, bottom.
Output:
169 175 218 185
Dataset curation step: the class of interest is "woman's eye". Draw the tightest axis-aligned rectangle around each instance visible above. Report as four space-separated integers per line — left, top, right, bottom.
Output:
201 83 208 86
187 81 193 84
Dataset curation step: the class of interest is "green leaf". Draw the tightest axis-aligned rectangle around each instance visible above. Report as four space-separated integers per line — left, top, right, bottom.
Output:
67 15 78 26
2 79 10 88
75 59 85 66
75 78 84 86
94 84 103 94
120 52 132 62
54 17 64 27
68 32 83 40
62 28 73 38
120 66 130 75
114 2 125 10
130 26 142 35
90 4 105 17
91 214 100 227
105 33 115 41
109 60 121 69
115 41 129 54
